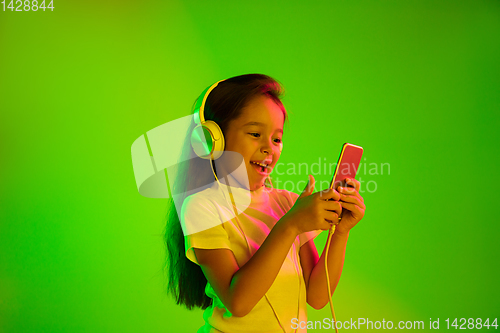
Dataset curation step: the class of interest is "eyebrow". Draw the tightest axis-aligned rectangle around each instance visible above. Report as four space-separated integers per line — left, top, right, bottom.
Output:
243 121 283 134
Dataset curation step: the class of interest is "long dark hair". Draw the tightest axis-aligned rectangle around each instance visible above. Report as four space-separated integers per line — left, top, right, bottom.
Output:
163 74 289 310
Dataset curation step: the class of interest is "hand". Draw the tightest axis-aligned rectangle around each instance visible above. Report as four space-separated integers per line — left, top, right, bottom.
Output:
283 175 342 235
334 178 365 235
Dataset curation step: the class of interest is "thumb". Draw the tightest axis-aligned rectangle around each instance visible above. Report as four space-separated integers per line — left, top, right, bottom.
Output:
298 175 315 200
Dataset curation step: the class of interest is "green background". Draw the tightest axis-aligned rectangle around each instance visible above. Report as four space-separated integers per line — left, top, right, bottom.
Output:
1 0 499 332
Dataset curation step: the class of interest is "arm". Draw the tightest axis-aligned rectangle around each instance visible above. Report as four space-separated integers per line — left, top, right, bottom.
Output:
300 178 365 309
193 175 348 317
300 230 349 309
194 215 298 317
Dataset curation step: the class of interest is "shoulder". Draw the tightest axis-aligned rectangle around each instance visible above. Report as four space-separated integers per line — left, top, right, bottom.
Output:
181 187 225 235
181 188 217 215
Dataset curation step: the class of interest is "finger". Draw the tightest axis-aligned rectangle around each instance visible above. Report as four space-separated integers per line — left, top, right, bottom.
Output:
338 185 364 203
338 186 357 195
298 175 316 199
325 211 342 224
324 200 342 215
307 175 316 193
324 220 340 228
316 187 341 201
321 221 335 230
319 216 336 229
326 211 340 223
324 215 340 226
338 192 363 206
344 178 360 192
340 201 365 215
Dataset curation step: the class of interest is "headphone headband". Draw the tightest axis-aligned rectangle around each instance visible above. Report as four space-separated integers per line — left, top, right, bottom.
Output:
193 80 224 125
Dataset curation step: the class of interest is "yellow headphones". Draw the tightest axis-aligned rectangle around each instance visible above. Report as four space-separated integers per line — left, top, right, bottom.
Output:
190 79 283 161
190 80 226 160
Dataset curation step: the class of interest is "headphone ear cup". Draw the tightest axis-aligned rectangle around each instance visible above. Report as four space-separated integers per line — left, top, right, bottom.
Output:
190 121 225 160
203 121 225 159
191 125 212 158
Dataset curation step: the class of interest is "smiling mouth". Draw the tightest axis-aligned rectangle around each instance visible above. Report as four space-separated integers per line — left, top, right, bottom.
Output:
250 161 270 174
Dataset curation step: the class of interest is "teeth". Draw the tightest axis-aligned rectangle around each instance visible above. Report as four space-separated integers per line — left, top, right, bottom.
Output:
251 161 268 168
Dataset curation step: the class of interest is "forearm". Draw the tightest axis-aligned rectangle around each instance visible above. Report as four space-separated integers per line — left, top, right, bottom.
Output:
307 230 349 309
229 217 298 316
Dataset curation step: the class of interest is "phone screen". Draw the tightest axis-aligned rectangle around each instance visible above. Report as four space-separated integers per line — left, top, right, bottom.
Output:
329 143 364 190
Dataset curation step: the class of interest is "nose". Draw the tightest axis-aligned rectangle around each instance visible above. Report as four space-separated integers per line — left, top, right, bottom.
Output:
261 139 275 155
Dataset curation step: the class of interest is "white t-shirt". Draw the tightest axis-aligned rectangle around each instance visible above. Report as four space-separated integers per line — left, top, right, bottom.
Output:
181 182 321 333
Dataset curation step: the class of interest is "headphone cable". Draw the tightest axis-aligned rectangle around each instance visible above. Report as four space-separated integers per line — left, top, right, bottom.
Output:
209 157 288 333
324 223 340 333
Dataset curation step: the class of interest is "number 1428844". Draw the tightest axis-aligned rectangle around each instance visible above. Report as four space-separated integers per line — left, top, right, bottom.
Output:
2 0 54 11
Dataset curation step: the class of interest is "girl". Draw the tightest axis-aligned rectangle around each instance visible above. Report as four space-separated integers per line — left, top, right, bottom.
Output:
164 74 365 332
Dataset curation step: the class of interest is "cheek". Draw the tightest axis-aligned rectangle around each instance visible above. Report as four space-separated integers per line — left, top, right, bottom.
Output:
275 147 282 158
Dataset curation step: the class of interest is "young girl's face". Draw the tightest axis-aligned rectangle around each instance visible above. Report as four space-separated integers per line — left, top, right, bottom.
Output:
224 94 284 191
